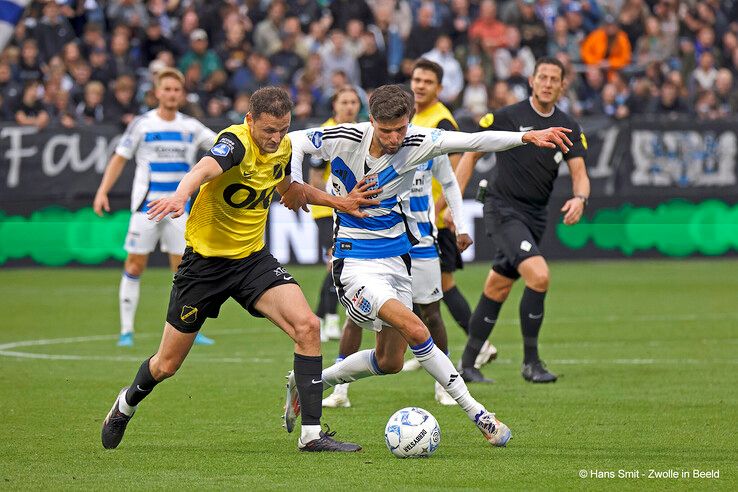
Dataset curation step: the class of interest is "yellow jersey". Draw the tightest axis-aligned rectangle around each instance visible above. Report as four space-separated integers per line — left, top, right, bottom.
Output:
185 123 292 259
411 102 459 229
310 117 337 220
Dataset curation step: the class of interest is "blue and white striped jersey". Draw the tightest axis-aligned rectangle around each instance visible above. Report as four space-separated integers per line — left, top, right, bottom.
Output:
114 110 216 212
290 122 525 260
408 154 467 259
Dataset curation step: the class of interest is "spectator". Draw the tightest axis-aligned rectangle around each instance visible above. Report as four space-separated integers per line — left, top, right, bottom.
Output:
14 81 50 129
253 1 286 57
68 61 93 105
75 80 105 125
714 69 738 115
369 0 407 78
292 52 326 103
329 0 374 31
17 38 43 83
636 16 674 65
694 26 719 61
106 74 138 129
578 65 606 115
460 64 488 119
617 0 649 48
61 41 83 68
548 17 582 63
653 0 679 57
281 16 310 61
320 30 361 91
244 54 279 94
358 32 389 91
106 0 149 33
345 20 366 59
489 79 516 110
506 58 529 101
447 0 472 47
48 86 76 128
178 29 226 92
626 77 654 115
648 79 688 115
405 2 442 61
287 0 323 33
110 26 140 77
515 0 549 59
218 23 251 81
598 82 630 119
172 10 200 56
0 59 20 115
270 33 305 86
469 0 507 52
36 0 77 61
689 51 719 94
422 35 464 104
141 19 179 66
693 89 720 120
89 46 116 85
146 0 174 37
494 27 535 80
80 23 106 58
206 96 228 118
226 92 250 123
580 15 633 79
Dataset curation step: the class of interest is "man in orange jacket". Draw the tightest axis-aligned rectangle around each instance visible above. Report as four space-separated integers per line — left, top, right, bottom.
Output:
580 15 632 80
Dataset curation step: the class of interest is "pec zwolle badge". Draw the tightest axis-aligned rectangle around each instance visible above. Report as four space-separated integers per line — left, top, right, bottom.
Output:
181 305 198 324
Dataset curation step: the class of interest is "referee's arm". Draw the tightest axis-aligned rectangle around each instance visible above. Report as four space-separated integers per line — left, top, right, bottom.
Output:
561 157 590 226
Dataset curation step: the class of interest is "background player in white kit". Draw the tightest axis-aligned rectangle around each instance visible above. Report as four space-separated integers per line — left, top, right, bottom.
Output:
281 85 573 448
93 68 216 347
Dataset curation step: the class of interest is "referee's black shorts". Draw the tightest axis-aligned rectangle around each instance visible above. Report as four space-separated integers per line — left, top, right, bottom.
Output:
483 199 545 280
437 227 463 273
166 247 298 333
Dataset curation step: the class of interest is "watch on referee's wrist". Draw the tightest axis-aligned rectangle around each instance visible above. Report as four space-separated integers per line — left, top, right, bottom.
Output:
575 195 588 207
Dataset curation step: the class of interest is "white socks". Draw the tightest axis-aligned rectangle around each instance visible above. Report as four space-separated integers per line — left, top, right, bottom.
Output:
119 272 140 334
300 424 322 443
410 338 486 421
322 349 383 390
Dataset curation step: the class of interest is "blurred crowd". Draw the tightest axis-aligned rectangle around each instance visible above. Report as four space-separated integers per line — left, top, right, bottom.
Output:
1 0 737 131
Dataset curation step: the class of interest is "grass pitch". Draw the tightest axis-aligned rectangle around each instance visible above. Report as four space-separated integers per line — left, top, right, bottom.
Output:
1 260 737 490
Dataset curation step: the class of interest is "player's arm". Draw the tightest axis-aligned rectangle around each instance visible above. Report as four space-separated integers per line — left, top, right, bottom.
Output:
93 153 128 216
561 157 590 226
428 127 572 158
433 155 473 252
147 156 224 222
279 128 332 211
279 175 382 219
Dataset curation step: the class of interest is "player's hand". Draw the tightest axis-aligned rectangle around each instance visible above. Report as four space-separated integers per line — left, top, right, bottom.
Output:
342 177 383 218
561 197 585 225
456 233 473 252
442 208 456 232
522 127 573 153
147 195 187 222
93 192 110 217
280 182 309 212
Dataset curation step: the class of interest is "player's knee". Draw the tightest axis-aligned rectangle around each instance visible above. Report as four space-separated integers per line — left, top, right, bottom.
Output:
151 358 180 380
422 307 443 331
293 314 321 344
375 351 404 374
526 269 550 291
484 283 511 302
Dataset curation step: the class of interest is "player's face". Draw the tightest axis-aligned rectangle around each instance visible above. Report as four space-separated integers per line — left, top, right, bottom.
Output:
371 115 409 154
529 63 564 106
155 77 184 110
411 68 441 107
155 77 184 109
247 112 291 154
333 91 360 124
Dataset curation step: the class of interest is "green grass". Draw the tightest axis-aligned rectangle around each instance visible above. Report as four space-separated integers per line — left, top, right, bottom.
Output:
1 260 737 490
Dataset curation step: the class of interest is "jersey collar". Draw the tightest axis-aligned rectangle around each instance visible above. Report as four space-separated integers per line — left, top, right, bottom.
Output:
528 97 555 118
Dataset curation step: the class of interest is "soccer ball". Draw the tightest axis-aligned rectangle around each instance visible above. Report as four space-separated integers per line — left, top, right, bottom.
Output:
384 407 441 458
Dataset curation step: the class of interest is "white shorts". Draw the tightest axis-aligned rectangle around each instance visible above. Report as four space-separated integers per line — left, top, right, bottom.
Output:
332 255 413 332
411 257 443 304
124 211 188 255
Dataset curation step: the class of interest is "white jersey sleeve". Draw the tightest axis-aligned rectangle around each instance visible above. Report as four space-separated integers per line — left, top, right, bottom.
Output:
432 154 467 235
114 115 146 160
287 127 334 183
193 121 217 151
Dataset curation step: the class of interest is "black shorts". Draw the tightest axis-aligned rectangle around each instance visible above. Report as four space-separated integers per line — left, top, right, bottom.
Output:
483 201 545 280
166 247 298 333
315 216 334 262
437 227 463 273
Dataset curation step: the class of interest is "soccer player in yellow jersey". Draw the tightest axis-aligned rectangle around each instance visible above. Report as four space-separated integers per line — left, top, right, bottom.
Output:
101 87 378 452
309 86 361 341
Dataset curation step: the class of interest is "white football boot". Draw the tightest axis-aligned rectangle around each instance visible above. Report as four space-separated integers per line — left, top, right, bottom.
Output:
474 341 498 369
322 383 351 408
324 314 342 340
474 410 511 447
434 381 457 406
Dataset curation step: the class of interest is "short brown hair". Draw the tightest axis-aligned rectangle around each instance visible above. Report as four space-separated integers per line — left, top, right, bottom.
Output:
533 57 566 79
155 67 185 87
412 58 444 84
249 86 294 119
369 84 414 121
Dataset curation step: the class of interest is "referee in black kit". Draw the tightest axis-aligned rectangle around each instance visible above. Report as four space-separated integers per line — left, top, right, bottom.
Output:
455 57 590 383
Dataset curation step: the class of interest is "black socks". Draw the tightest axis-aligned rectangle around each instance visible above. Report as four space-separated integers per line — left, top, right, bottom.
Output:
461 295 503 368
294 353 323 426
442 286 472 333
316 272 337 318
125 357 160 406
520 287 546 363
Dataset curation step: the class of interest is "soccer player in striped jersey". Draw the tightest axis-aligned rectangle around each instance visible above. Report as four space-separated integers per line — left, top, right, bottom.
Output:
281 84 573 447
308 86 361 342
94 68 217 347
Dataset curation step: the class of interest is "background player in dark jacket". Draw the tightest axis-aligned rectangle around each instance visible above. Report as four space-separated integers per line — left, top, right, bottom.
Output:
455 57 590 383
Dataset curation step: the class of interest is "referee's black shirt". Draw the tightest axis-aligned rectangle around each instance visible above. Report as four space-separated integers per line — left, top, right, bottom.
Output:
477 99 587 227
